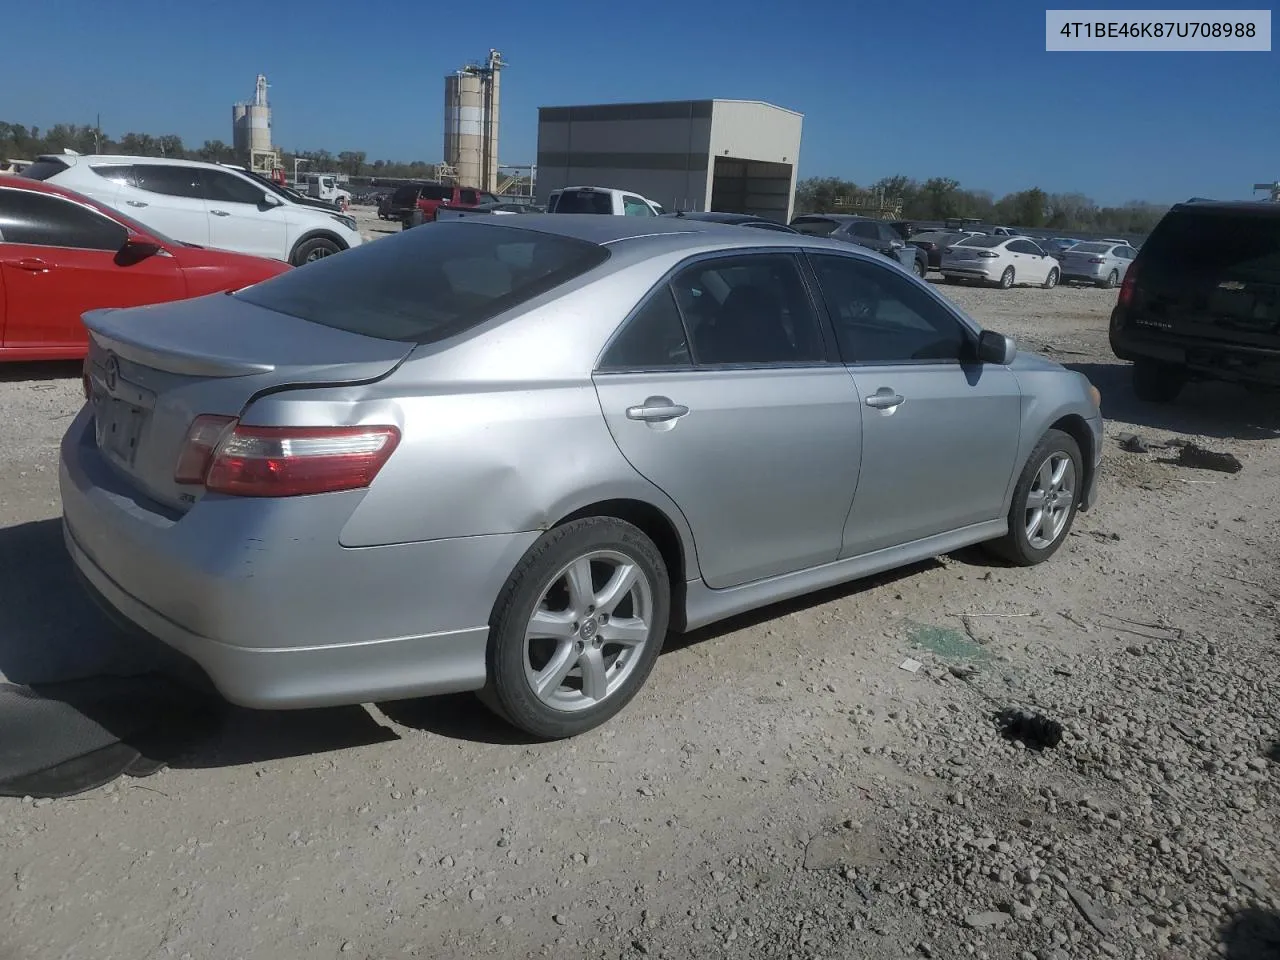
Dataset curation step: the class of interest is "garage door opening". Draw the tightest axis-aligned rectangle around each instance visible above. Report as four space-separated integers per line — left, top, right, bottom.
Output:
710 158 793 223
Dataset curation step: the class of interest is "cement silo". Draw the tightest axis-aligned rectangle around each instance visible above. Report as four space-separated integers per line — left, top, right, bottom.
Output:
232 74 273 166
443 50 504 192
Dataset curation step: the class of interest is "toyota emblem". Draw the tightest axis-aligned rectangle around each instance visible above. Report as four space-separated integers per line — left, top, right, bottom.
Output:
104 354 119 392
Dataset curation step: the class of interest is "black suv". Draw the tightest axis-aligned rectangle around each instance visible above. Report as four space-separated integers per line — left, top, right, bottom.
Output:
1109 200 1280 402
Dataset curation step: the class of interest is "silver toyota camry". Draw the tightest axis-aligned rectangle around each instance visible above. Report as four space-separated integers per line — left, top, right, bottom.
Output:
60 215 1104 739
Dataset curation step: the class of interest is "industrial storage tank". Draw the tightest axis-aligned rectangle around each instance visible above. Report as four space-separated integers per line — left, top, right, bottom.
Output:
444 71 484 190
443 50 503 192
232 74 273 162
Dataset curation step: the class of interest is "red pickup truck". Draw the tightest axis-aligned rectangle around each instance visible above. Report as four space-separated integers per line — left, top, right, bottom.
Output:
395 182 501 228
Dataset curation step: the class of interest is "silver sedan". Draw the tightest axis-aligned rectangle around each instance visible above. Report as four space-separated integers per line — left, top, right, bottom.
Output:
1058 240 1138 287
61 216 1104 739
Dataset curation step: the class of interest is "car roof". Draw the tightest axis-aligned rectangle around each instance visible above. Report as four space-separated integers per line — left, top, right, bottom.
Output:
39 153 247 173
449 212 888 255
666 211 765 224
791 213 875 222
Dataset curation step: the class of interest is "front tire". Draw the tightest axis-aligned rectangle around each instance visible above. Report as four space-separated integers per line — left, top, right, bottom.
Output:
997 266 1015 289
291 237 342 266
912 257 925 278
1132 359 1185 403
1042 267 1059 289
482 518 670 740
986 429 1082 566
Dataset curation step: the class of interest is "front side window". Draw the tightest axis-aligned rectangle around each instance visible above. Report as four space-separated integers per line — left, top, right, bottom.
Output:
234 222 610 344
202 169 266 205
134 165 203 199
669 254 826 366
851 222 879 240
0 189 127 251
810 254 970 364
459 189 479 205
1007 239 1039 255
599 286 691 370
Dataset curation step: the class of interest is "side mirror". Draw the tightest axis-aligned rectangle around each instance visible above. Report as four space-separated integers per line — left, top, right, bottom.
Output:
890 239 905 250
261 192 283 208
115 236 163 266
977 330 1017 365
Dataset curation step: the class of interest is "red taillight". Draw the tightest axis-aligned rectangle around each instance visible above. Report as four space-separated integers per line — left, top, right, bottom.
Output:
175 420 401 497
978 251 999 258
1118 264 1138 306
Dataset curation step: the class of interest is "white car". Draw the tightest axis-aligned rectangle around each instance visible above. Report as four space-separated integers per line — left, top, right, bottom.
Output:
940 235 1061 289
21 153 362 265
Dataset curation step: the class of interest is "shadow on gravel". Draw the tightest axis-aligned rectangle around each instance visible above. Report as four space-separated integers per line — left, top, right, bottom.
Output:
1066 361 1280 441
1219 907 1280 959
1266 741 1280 764
377 694 543 747
0 360 81 383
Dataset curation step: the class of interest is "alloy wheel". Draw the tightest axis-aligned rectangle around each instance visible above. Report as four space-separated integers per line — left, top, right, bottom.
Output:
523 550 655 712
1024 453 1076 550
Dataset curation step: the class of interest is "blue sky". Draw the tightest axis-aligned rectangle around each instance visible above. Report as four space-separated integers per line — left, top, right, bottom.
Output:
1 0 1274 204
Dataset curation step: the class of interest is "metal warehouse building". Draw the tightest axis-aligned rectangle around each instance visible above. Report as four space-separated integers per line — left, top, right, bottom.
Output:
535 99 803 223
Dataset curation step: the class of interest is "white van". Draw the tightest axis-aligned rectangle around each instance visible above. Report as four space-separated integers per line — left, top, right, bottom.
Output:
547 186 664 216
22 153 363 265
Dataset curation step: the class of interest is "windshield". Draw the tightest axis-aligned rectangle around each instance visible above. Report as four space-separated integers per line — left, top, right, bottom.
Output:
234 222 611 344
790 218 840 236
956 235 1005 248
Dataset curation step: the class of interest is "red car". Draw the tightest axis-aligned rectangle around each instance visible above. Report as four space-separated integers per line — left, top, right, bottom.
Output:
0 175 291 362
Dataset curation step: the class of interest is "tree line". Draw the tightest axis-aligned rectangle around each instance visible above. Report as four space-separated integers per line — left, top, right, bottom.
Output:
796 176 1169 234
2 121 1168 231
0 121 442 180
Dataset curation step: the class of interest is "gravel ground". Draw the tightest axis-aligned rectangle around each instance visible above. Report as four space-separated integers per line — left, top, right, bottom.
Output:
0 225 1277 960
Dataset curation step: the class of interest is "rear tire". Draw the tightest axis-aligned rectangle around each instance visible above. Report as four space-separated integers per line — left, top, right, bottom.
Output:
997 266 1015 289
1132 359 1185 403
986 429 1082 566
290 237 341 266
481 517 670 740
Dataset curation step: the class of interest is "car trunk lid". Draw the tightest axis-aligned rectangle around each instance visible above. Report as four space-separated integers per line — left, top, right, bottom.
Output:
82 292 414 511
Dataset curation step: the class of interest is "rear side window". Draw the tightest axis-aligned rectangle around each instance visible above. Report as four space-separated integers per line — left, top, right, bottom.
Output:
0 189 127 251
1141 210 1280 281
235 222 611 344
91 164 136 186
420 184 451 201
553 190 614 214
391 186 419 205
18 158 69 181
599 286 690 370
790 218 839 237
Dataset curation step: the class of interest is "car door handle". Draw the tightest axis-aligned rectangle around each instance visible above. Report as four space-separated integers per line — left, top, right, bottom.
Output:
865 391 905 410
9 257 49 273
626 398 689 422
210 210 231 217
125 200 148 208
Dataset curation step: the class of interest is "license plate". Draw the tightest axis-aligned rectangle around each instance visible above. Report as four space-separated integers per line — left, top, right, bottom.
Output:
94 396 147 467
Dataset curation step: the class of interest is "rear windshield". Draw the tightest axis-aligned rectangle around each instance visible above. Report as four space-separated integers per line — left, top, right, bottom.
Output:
234 222 611 344
552 190 614 214
956 235 1005 248
391 185 421 204
19 158 70 181
1142 209 1280 280
1070 242 1112 254
790 218 839 236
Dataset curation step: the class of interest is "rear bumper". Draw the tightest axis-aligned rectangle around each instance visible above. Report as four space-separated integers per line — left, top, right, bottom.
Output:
59 408 539 709
941 263 1000 281
1110 313 1280 385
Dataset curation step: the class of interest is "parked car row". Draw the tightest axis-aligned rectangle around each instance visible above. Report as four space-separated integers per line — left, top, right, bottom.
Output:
0 175 289 360
897 228 1140 290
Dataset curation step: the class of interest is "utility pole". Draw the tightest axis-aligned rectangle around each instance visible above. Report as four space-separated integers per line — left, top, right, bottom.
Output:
1254 182 1280 202
95 113 101 153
